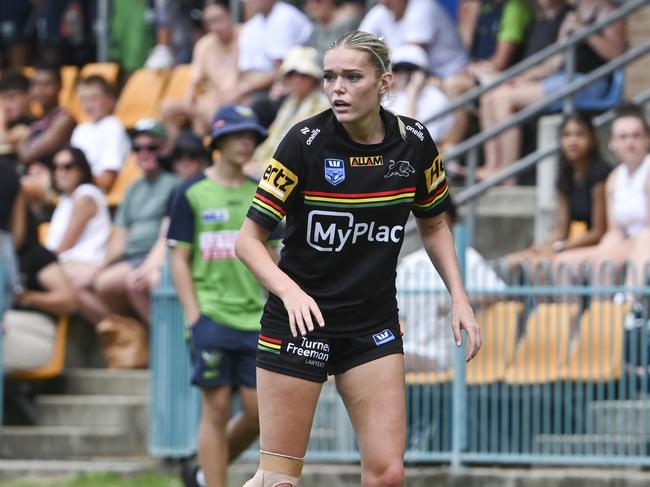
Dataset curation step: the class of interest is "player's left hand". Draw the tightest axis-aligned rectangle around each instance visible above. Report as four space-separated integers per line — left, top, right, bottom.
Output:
450 296 482 362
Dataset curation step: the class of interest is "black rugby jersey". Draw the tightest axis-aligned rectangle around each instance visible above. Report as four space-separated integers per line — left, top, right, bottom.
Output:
247 107 450 337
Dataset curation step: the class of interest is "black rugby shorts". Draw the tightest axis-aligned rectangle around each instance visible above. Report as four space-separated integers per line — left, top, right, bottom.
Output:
256 323 403 383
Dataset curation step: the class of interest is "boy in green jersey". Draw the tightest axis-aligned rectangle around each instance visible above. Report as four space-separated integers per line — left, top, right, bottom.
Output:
168 105 275 487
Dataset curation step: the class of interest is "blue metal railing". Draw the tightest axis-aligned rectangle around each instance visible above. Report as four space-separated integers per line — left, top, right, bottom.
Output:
150 225 650 465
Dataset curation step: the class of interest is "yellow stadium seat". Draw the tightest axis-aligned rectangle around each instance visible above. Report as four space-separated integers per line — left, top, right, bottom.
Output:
504 302 578 384
38 222 50 246
78 62 121 85
106 153 142 207
8 316 69 381
406 370 454 384
59 65 79 112
560 301 631 381
159 64 192 104
467 301 524 385
114 69 170 128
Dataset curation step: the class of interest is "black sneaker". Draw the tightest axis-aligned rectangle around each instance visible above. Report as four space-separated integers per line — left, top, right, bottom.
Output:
180 459 201 487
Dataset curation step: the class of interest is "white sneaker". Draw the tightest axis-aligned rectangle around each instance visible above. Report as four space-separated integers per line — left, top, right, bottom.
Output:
144 44 175 70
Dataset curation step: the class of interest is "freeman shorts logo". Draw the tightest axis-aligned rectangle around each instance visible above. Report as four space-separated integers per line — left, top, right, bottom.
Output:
425 155 446 192
324 158 345 186
258 335 282 354
260 158 298 202
349 155 384 167
372 329 396 346
384 160 415 179
286 336 330 368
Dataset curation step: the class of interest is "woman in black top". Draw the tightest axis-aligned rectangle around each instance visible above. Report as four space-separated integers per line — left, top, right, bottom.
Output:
505 112 609 280
236 31 481 486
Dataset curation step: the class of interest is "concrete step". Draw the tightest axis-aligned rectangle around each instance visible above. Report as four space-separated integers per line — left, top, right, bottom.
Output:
401 186 537 259
61 368 149 396
533 433 650 455
36 395 148 428
588 400 650 436
0 425 147 459
0 458 161 482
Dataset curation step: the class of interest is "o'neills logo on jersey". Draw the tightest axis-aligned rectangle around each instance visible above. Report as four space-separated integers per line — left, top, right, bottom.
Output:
307 210 403 252
286 337 330 368
259 158 298 202
349 155 384 167
405 124 424 141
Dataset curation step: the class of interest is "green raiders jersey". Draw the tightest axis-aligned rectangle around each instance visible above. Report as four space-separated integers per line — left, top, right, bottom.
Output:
168 174 266 331
246 107 450 337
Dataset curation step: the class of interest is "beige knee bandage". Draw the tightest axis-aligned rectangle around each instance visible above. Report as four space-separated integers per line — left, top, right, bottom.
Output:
242 450 304 487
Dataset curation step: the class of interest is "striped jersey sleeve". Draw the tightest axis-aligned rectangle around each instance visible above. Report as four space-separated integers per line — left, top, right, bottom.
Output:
412 136 450 218
247 130 302 230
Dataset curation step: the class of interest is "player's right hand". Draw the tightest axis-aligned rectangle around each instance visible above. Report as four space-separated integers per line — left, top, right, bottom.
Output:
279 283 325 338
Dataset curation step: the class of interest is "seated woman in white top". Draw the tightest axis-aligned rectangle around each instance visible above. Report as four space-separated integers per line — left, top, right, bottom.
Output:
554 103 650 288
45 147 111 294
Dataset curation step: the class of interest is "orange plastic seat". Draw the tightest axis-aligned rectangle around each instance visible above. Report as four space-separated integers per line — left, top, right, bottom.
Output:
406 370 454 385
159 64 192 104
114 69 170 128
467 301 524 385
106 153 142 207
38 222 50 246
78 62 121 85
8 316 69 381
560 301 631 381
504 302 578 384
59 65 79 111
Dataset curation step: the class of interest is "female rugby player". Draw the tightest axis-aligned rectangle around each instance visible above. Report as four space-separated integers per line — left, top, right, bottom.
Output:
236 31 482 487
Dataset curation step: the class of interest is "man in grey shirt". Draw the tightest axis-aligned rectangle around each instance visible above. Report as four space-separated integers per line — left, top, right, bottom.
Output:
79 119 179 326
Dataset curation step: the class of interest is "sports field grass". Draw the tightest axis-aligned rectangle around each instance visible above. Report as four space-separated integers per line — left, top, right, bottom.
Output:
0 473 183 487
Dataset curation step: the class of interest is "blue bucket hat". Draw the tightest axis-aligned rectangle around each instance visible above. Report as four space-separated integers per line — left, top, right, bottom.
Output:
210 104 267 148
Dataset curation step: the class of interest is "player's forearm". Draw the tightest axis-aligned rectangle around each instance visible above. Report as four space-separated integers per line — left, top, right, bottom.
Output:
170 249 200 322
236 232 296 300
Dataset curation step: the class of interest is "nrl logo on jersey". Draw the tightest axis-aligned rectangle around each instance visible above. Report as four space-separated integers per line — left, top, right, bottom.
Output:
350 155 384 167
324 158 345 186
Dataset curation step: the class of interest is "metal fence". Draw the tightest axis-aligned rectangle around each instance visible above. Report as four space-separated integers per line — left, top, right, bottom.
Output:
150 226 650 466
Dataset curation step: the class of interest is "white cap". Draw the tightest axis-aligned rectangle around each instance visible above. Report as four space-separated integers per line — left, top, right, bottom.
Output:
280 47 323 79
391 44 429 71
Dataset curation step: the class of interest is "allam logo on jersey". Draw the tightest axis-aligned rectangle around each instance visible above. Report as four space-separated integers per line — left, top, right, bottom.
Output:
306 210 404 252
260 158 298 202
372 329 396 346
324 158 345 186
350 155 384 167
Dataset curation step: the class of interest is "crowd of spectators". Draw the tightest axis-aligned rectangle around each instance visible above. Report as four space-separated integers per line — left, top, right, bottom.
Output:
0 0 648 433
